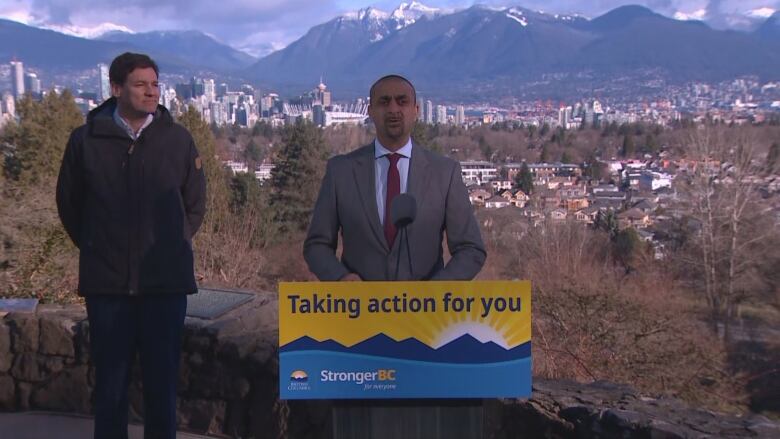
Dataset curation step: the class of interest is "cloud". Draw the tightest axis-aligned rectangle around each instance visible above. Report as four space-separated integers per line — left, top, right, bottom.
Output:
5 0 343 56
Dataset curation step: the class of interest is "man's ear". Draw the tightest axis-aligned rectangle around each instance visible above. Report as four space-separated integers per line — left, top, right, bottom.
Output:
110 82 122 99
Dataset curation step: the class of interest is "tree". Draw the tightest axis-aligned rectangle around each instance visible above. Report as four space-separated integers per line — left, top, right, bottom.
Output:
527 124 537 139
643 134 659 154
766 142 780 174
514 162 534 195
613 227 642 273
594 210 618 239
539 123 550 137
478 136 493 161
540 143 550 162
677 127 771 339
561 151 572 164
2 91 83 184
621 134 635 157
268 120 329 236
243 138 263 166
584 156 607 182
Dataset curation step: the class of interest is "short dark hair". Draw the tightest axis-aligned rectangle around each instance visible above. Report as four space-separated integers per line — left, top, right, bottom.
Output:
109 52 159 86
369 74 417 103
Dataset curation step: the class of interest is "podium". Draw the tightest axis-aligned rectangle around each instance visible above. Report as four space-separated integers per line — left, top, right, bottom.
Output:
279 281 531 439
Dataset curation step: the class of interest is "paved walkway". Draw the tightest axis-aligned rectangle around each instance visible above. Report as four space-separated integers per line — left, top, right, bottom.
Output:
0 412 213 438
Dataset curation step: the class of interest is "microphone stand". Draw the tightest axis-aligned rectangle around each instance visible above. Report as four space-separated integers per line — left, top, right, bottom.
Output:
393 226 414 281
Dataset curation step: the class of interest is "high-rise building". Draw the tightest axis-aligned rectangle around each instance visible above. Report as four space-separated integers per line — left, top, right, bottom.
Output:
191 77 205 98
417 98 424 122
2 93 15 117
217 83 229 98
204 79 216 103
456 105 465 126
313 103 325 127
10 61 24 99
436 105 447 125
24 73 41 95
315 79 331 107
425 100 433 124
558 106 573 127
98 63 110 102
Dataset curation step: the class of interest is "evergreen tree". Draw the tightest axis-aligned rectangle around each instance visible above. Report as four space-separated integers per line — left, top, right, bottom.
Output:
2 91 83 184
594 210 618 239
621 134 635 157
478 136 493 161
540 143 550 162
514 162 534 195
584 156 607 182
243 138 263 165
268 120 329 235
643 134 659 154
539 122 550 137
614 227 641 272
561 151 572 164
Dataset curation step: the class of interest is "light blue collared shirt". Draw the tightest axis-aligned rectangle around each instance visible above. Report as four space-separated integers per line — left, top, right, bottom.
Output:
375 138 412 226
113 107 154 140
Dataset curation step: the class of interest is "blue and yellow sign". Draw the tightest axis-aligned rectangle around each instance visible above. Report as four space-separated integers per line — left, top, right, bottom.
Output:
279 281 531 399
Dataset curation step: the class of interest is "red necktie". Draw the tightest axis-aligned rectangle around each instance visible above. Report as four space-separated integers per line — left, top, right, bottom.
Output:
384 153 401 248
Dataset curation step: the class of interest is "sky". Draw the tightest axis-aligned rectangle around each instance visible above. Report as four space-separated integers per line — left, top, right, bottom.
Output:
1 0 778 57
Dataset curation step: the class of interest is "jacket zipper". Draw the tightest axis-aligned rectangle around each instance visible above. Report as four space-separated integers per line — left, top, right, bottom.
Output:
127 139 137 295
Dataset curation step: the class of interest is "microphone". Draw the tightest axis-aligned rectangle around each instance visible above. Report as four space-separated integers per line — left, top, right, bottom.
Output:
390 194 416 280
391 193 417 228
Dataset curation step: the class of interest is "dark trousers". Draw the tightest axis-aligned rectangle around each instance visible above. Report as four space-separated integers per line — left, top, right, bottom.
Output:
86 294 187 439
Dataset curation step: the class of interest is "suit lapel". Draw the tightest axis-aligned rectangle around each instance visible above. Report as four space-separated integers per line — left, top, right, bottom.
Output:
407 142 430 220
353 144 389 253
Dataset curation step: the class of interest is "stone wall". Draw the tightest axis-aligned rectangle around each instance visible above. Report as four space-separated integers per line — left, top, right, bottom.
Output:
1 296 778 439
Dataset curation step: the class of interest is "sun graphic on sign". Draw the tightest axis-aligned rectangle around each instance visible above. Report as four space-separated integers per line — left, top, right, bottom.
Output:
393 300 531 350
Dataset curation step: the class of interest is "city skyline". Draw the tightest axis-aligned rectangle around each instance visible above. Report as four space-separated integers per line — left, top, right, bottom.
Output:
0 0 778 57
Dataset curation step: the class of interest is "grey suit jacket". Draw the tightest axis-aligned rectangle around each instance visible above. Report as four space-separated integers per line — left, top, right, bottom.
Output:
304 142 486 281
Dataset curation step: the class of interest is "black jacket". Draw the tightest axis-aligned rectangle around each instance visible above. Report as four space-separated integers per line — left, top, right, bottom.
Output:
56 98 206 296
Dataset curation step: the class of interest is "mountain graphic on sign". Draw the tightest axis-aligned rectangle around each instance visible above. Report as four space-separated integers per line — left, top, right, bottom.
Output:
280 333 530 364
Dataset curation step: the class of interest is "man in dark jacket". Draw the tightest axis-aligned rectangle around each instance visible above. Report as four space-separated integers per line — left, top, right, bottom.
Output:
56 52 206 439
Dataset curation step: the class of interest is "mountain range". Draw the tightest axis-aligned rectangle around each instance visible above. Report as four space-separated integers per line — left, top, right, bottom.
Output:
248 4 780 95
2 3 780 98
0 19 256 74
281 333 532 364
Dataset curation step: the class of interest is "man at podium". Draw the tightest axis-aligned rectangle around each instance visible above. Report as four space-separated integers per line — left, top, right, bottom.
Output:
304 74 485 281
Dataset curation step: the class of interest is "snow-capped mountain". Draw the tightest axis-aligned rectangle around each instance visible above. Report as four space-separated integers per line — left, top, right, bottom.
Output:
248 3 780 95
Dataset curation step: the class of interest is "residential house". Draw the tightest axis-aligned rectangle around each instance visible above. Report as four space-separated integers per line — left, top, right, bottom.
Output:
485 195 511 209
468 187 492 205
549 208 568 221
491 179 513 191
617 208 651 229
512 189 529 208
574 206 600 224
639 170 673 191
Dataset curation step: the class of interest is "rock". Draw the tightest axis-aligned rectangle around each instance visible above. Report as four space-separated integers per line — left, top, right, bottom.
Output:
0 374 15 409
188 368 249 399
178 398 226 434
647 419 687 439
184 335 213 353
7 313 39 353
30 366 90 413
17 382 32 410
11 353 46 382
42 356 65 374
75 320 90 364
247 341 275 371
0 322 12 372
39 317 76 357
